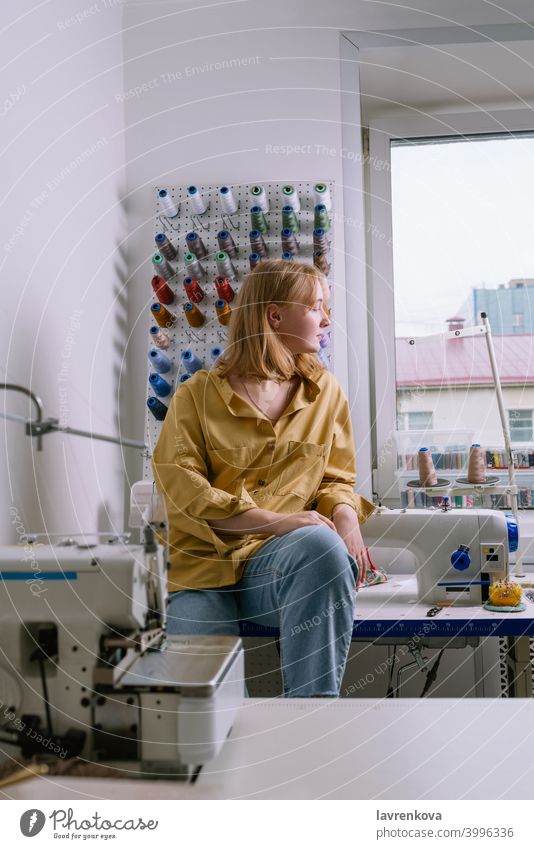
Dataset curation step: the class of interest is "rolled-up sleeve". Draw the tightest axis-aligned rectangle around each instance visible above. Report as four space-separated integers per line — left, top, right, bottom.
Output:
314 393 375 524
152 385 257 544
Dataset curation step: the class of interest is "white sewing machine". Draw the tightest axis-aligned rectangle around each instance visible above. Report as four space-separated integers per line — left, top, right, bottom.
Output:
0 522 243 778
363 506 518 605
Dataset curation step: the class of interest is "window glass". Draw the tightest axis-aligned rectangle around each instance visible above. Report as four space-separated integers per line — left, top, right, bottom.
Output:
509 409 533 443
390 135 534 494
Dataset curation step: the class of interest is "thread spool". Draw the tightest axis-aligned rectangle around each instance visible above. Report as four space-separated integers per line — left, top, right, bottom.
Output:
282 251 293 261
179 373 192 383
151 302 177 328
249 229 267 258
467 443 486 484
314 203 330 232
151 275 174 305
180 350 204 374
215 299 232 326
184 252 206 280
250 184 269 213
148 348 172 374
183 301 205 327
418 448 438 487
216 250 236 279
147 397 168 421
155 232 177 260
149 326 170 349
217 230 238 259
187 185 207 215
249 252 261 270
313 227 328 252
214 275 235 302
183 276 205 303
319 333 329 349
250 205 269 234
148 373 172 397
211 346 224 361
281 184 300 212
185 231 207 259
281 228 298 255
219 185 238 215
282 205 300 233
152 252 174 282
313 183 332 212
313 250 330 276
158 189 179 218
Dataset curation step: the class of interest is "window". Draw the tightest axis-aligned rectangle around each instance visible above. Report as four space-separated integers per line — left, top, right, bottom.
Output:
509 410 533 442
368 115 534 503
397 412 434 431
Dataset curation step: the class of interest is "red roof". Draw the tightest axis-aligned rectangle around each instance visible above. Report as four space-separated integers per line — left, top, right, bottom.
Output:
396 333 534 387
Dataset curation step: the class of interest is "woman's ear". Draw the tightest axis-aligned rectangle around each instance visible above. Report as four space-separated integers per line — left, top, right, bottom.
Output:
266 303 282 329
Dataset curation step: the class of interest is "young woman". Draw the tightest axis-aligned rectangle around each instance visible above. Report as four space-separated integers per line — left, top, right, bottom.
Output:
152 259 375 697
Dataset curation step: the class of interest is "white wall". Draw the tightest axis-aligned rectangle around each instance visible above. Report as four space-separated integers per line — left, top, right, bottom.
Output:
121 0 370 499
0 0 127 543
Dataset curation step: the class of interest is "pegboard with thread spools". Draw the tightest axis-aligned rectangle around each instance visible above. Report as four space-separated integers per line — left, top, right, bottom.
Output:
143 180 336 475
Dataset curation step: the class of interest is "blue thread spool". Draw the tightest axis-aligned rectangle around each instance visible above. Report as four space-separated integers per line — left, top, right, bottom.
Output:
179 373 192 383
148 373 172 397
181 350 203 374
148 348 171 374
147 396 168 421
211 347 224 361
282 251 293 261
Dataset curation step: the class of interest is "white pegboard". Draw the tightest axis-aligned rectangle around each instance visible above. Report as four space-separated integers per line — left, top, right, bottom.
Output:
144 180 336 475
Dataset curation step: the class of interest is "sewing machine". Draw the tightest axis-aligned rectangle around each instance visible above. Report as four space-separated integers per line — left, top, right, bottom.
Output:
363 506 518 605
0 527 244 777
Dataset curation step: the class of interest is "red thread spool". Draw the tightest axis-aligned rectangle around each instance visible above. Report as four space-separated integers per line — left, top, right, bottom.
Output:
214 275 235 302
151 275 174 305
183 277 205 303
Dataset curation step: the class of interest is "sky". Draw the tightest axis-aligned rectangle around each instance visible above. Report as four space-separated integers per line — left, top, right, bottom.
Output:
390 135 534 338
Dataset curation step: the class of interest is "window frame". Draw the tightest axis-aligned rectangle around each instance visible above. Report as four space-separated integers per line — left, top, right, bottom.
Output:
366 109 534 505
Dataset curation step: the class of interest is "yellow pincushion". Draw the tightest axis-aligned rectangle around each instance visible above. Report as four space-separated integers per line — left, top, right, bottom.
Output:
488 580 522 607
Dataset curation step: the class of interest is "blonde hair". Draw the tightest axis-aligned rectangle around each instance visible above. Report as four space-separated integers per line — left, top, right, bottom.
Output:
216 259 327 381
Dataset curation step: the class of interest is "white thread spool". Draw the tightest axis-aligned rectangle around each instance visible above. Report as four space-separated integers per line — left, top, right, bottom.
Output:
187 185 207 215
313 183 332 212
219 185 238 215
281 184 300 213
250 185 269 213
158 189 178 218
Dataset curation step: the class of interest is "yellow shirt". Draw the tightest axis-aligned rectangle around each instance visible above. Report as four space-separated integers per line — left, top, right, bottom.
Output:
152 366 375 592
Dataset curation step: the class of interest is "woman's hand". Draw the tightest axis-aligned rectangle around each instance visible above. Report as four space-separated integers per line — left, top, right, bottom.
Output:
270 510 337 536
332 504 367 589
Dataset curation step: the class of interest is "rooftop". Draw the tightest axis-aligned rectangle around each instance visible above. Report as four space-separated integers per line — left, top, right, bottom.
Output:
396 333 534 387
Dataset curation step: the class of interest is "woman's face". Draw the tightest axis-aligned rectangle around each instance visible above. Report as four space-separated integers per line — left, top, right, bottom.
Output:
269 278 331 354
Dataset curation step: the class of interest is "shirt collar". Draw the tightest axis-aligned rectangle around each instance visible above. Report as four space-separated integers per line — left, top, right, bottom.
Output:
208 368 322 419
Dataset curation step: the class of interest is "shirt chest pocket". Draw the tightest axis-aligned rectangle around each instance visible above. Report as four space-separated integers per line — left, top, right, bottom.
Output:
275 441 328 498
206 446 251 494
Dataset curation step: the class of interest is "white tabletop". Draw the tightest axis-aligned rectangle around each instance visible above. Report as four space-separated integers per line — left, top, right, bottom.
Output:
4 698 534 800
352 573 534 632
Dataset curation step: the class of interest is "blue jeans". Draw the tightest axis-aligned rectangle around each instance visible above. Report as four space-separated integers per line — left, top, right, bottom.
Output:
166 525 358 697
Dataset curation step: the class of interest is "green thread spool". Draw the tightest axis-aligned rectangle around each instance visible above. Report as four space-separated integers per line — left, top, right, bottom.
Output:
282 205 299 232
250 205 269 234
314 203 330 232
